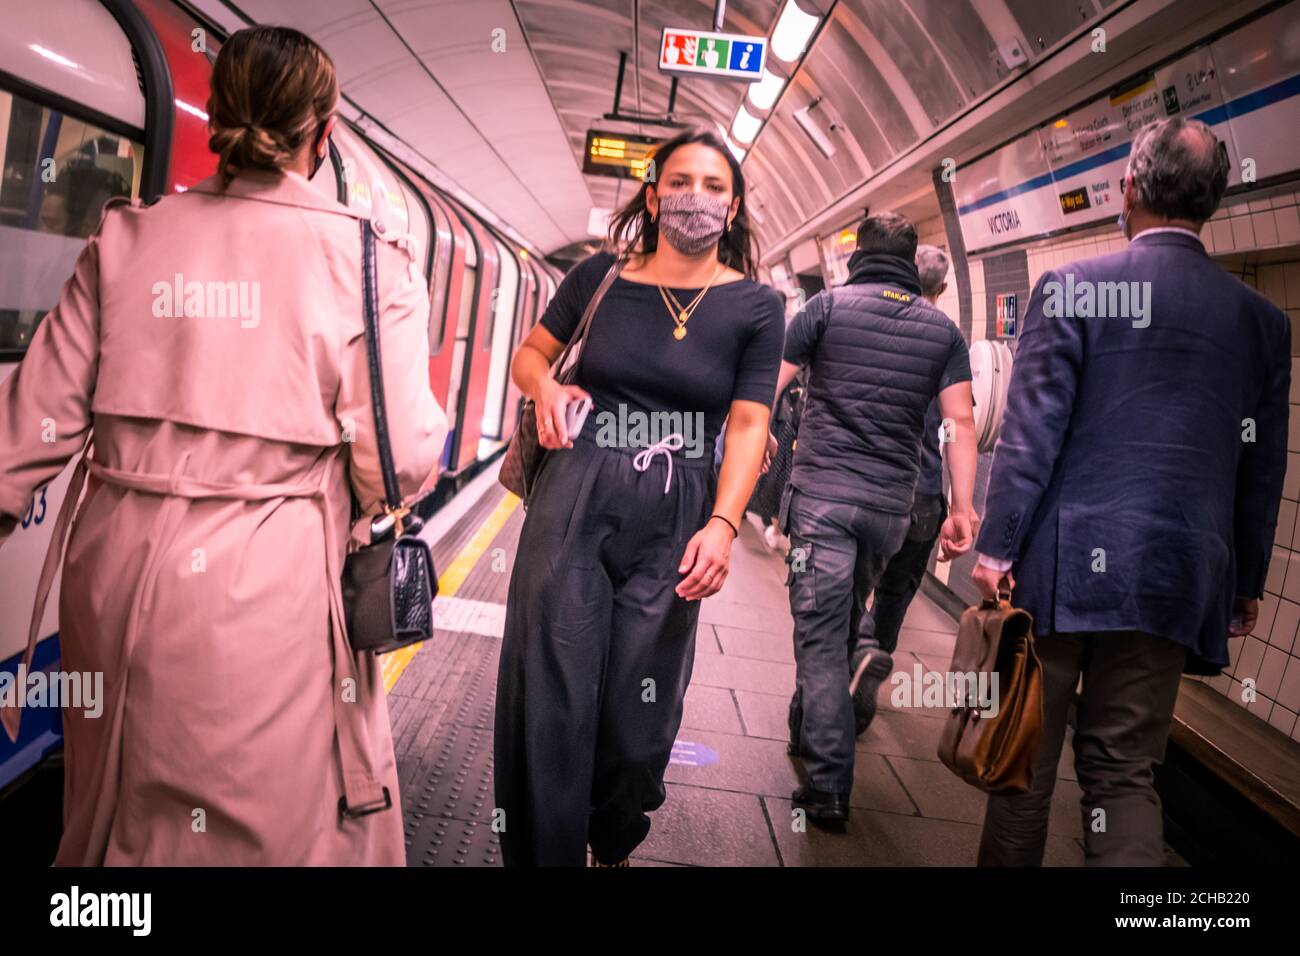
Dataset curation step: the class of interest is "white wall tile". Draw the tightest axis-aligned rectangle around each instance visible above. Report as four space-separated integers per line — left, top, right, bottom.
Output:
1285 452 1300 500
1258 645 1290 699
1256 590 1280 640
1235 636 1266 682
1271 705 1298 736
1277 205 1300 245
1253 211 1280 247
1277 498 1298 548
1276 655 1300 711
1246 692 1274 721
1270 596 1300 653
1283 262 1300 308
1231 216 1256 249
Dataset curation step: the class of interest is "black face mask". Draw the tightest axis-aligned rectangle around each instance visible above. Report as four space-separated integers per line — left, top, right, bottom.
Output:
309 122 329 179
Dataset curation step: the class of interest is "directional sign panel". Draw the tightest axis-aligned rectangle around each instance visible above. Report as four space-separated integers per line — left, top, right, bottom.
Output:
659 27 766 81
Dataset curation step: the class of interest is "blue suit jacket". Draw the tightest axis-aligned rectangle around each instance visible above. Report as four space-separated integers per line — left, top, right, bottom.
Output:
977 231 1291 673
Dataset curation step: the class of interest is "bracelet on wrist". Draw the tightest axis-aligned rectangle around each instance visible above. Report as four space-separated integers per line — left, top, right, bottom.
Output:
709 514 739 538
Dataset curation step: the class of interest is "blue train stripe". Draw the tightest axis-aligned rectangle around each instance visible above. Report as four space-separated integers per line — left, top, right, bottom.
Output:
957 72 1300 216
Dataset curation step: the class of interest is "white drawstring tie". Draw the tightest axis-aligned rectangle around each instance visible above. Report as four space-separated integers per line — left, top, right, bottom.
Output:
633 433 685 494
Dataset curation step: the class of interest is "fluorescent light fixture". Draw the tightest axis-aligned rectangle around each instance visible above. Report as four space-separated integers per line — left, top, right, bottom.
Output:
727 138 748 163
30 44 80 71
731 105 762 145
747 69 785 111
793 102 836 159
770 1 819 63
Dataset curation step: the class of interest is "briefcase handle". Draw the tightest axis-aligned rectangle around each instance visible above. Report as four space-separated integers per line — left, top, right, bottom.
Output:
979 588 1014 610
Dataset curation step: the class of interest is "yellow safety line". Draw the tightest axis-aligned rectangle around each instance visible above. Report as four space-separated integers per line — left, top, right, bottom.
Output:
381 490 521 693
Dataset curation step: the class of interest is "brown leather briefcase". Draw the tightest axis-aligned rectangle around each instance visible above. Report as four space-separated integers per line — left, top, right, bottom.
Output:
937 595 1044 794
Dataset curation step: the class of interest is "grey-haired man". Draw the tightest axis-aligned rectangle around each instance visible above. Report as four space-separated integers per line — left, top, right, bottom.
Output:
973 117 1289 865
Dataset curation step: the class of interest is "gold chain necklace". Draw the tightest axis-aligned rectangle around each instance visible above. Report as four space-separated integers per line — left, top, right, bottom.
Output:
657 264 724 340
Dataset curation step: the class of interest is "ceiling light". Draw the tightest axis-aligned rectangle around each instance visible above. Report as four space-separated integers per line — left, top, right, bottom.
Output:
747 69 785 111
771 1 819 63
731 105 762 145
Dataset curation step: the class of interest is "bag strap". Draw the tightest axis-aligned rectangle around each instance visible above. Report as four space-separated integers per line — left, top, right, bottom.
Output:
359 219 404 522
556 256 623 384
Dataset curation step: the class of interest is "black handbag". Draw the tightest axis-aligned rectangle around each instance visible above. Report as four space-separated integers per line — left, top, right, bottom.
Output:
341 218 438 655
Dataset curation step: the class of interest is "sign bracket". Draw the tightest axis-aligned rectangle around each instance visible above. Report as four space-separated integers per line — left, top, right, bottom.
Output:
603 49 686 128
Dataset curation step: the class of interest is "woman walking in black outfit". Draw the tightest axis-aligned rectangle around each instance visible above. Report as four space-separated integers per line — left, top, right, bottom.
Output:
495 128 785 866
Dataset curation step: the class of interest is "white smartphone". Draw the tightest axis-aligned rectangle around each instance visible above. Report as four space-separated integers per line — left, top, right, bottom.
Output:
563 397 592 439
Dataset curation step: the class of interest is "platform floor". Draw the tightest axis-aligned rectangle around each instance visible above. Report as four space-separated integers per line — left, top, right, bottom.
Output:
391 472 1096 867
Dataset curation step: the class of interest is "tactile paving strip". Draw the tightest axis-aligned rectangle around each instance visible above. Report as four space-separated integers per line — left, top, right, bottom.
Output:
402 632 502 866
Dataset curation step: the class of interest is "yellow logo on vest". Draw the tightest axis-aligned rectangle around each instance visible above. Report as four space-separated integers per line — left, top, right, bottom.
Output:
881 289 911 303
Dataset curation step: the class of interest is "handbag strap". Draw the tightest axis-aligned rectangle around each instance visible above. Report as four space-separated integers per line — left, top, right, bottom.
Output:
556 256 623 384
359 218 404 519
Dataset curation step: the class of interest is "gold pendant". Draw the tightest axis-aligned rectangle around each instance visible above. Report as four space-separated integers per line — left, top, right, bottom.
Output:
673 325 687 340
679 310 689 323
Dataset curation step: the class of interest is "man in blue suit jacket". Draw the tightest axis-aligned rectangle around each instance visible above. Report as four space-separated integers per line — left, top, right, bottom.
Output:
972 117 1290 866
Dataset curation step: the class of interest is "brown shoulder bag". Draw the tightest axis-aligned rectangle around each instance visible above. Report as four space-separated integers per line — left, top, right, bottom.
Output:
937 592 1045 794
499 257 622 503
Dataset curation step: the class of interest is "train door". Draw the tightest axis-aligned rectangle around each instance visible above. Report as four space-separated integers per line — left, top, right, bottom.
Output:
499 254 542 436
0 0 152 788
447 207 501 473
478 237 524 450
424 193 470 470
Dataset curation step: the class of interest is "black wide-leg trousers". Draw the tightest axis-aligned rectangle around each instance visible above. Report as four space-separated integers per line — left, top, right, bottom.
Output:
494 429 713 866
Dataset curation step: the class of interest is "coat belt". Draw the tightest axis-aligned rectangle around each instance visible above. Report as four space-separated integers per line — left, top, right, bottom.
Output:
0 443 390 817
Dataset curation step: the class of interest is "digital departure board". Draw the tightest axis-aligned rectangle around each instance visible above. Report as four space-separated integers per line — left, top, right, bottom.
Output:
583 130 662 181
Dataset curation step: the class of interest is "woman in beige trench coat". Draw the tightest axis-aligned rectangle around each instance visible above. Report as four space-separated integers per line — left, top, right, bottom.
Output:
0 27 446 865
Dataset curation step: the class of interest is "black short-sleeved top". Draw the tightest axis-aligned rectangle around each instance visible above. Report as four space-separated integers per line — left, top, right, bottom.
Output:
540 251 786 452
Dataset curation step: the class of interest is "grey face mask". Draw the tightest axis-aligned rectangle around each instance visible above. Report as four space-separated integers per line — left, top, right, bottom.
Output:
655 192 730 255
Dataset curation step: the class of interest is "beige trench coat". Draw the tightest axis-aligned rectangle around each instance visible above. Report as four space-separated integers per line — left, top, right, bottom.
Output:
0 169 447 864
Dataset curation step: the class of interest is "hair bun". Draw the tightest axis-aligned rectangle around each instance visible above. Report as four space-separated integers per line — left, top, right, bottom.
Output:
206 26 338 187
209 121 293 177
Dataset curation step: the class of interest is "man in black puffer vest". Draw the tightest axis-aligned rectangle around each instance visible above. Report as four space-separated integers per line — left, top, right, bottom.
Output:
773 212 978 823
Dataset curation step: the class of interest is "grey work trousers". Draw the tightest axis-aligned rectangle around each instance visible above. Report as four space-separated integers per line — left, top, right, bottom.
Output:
783 486 910 793
978 629 1188 866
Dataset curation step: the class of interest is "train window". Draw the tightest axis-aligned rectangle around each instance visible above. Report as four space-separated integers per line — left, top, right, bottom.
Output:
456 264 477 339
423 193 455 355
0 90 141 358
481 240 522 438
444 262 478 424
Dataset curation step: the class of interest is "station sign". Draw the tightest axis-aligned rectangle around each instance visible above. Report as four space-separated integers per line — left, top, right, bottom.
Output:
953 1 1300 254
659 27 766 81
583 129 661 180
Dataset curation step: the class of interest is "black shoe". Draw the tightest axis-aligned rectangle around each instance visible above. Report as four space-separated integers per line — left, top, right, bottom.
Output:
792 785 850 823
849 647 893 736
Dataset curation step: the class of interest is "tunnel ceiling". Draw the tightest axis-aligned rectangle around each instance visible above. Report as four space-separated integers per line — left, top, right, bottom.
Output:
227 0 1131 257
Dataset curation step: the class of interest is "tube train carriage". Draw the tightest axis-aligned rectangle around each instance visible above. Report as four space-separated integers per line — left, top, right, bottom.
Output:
0 0 561 788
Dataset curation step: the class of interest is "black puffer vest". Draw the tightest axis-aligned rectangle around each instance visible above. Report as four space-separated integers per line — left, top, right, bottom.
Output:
790 253 962 514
